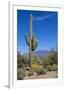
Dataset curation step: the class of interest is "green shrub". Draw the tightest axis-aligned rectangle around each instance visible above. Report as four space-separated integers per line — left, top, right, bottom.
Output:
46 65 53 71
25 70 33 76
27 71 33 76
52 64 58 71
17 68 25 80
17 62 24 68
46 64 58 71
25 66 33 76
42 57 49 67
35 66 46 75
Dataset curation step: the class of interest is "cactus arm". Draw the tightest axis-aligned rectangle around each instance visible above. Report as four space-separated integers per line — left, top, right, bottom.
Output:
31 34 37 51
33 40 37 51
25 34 30 46
31 38 37 51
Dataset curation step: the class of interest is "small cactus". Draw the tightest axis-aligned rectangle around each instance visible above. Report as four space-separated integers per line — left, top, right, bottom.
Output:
25 14 37 68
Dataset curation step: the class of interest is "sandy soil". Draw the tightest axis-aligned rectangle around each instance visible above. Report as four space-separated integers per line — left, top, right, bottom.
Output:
24 71 58 80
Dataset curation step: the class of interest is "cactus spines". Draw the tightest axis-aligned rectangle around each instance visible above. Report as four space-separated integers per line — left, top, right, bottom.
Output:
25 14 37 68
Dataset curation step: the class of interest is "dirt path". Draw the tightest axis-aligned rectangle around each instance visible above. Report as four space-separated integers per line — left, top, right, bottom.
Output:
24 71 57 79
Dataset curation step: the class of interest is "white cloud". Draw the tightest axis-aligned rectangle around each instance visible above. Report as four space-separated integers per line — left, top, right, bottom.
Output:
33 14 56 21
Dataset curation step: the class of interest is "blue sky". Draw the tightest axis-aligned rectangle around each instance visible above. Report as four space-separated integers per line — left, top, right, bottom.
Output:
17 10 58 54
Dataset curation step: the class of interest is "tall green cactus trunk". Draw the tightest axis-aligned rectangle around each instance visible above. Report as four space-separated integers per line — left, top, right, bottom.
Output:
29 14 32 68
25 14 37 68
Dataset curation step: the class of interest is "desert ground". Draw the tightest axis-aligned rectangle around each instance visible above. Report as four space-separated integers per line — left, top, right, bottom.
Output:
24 71 57 80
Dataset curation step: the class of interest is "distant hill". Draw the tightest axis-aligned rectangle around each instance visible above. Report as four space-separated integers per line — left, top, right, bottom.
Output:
23 50 50 57
34 50 50 57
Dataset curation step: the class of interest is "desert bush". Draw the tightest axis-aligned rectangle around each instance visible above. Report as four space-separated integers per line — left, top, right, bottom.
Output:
17 52 25 68
17 52 30 69
52 64 58 71
31 56 36 64
17 62 24 68
24 66 33 76
46 65 53 71
26 71 33 76
32 64 43 72
47 49 58 65
23 57 29 65
46 64 58 71
42 57 50 67
35 66 46 75
32 64 38 68
17 68 25 80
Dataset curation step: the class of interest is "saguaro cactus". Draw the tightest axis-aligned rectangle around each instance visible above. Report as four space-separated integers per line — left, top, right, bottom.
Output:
25 14 37 68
